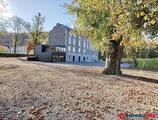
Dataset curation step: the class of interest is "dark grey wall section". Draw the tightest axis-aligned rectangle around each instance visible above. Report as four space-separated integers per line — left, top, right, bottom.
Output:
35 45 52 62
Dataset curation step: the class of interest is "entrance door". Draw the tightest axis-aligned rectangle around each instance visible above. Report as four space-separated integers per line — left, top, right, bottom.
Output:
83 57 85 62
78 56 80 62
73 56 75 62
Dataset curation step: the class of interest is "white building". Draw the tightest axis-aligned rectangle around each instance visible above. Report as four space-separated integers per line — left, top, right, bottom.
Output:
35 23 98 62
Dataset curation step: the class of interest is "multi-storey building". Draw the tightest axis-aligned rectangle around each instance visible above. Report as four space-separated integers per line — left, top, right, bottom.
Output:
35 23 98 62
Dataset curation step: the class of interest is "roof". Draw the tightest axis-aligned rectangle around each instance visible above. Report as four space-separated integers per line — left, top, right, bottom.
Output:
56 23 72 31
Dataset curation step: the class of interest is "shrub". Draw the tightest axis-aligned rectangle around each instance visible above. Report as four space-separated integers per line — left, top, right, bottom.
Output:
0 53 27 57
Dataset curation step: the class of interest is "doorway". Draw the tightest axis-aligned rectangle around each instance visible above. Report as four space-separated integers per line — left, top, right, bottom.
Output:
78 56 80 62
83 57 85 62
73 56 75 62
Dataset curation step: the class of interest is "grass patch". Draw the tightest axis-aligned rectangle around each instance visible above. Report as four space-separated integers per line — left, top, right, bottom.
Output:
136 58 158 71
122 58 158 71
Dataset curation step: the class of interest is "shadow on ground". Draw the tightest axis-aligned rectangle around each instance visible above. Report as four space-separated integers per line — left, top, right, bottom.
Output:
121 74 158 84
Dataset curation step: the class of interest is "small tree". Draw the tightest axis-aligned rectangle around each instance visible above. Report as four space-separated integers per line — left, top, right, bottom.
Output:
28 13 45 55
25 40 34 57
8 16 28 54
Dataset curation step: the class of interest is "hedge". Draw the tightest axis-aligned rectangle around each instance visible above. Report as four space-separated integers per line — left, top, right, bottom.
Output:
0 53 27 57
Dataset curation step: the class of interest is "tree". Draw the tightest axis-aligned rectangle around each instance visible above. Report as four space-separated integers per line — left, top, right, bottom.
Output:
0 20 6 32
65 0 158 75
0 18 8 38
8 16 28 54
28 13 46 55
25 40 34 57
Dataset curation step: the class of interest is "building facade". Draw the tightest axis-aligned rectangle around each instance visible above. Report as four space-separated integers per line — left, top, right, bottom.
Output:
35 23 98 62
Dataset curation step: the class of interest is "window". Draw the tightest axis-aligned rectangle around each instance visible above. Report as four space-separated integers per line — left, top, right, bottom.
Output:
83 57 85 62
78 40 81 46
62 48 66 52
68 46 71 52
78 56 81 62
87 42 89 49
42 45 46 52
73 37 76 45
68 36 71 44
73 47 75 53
73 56 75 62
78 48 81 53
83 49 85 53
90 44 92 49
55 47 58 52
83 41 86 48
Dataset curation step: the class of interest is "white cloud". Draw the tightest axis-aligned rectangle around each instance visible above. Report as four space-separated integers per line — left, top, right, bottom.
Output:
0 0 12 20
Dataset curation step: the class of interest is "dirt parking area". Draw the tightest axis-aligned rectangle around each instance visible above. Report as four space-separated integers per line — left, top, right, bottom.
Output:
0 58 158 120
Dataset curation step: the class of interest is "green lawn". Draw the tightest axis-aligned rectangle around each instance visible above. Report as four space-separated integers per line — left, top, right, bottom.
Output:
122 58 158 71
136 58 158 70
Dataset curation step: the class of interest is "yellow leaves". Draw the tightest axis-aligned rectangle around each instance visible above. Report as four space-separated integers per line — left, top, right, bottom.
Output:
144 15 149 21
147 40 158 48
140 11 145 16
150 19 156 25
127 39 155 49
143 19 156 28
112 31 124 41
80 0 105 11
136 11 145 18
112 34 117 40
110 16 117 24
137 0 143 5
122 39 129 45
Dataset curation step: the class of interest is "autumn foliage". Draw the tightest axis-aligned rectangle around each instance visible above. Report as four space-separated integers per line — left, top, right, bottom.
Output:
125 39 158 58
25 40 34 56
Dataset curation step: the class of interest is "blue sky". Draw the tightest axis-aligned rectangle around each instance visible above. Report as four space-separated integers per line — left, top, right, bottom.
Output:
4 0 74 31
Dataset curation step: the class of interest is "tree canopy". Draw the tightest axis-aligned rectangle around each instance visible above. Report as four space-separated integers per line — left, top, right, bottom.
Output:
66 0 158 50
8 16 28 54
27 13 46 55
28 13 46 45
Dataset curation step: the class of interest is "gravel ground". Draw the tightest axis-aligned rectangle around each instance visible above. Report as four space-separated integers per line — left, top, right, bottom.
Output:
0 58 158 120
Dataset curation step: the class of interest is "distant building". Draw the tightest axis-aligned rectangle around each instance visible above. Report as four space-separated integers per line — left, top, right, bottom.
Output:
9 46 26 54
0 33 28 54
35 23 98 62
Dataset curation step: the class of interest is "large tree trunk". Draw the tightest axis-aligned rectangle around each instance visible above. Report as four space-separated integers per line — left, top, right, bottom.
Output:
103 37 124 75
